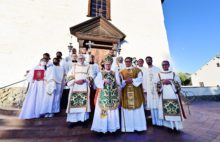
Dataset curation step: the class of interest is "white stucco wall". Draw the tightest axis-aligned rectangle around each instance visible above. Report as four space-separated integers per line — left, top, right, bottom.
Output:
191 56 220 86
111 0 170 64
0 0 170 87
182 86 220 96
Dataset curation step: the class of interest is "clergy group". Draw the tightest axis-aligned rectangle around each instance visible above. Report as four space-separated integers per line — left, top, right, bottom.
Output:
19 48 186 133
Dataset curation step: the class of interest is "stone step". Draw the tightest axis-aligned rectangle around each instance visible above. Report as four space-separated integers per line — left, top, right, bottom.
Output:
0 107 20 116
0 106 68 115
0 107 67 116
0 125 92 139
0 136 91 142
0 116 68 127
0 108 93 139
0 108 69 128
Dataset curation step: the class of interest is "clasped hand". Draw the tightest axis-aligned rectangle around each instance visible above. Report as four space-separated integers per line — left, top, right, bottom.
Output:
125 78 133 84
75 79 86 85
104 79 111 85
162 80 171 85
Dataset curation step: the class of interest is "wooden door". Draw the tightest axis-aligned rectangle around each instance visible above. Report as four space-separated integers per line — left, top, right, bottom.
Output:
90 48 110 65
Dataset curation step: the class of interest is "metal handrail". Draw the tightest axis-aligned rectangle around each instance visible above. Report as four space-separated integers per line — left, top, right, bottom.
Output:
0 79 27 90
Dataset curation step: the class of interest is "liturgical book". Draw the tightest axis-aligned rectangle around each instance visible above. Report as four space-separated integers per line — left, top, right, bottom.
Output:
33 70 45 80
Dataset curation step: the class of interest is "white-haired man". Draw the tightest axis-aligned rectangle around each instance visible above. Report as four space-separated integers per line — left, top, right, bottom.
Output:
66 54 93 128
91 55 121 133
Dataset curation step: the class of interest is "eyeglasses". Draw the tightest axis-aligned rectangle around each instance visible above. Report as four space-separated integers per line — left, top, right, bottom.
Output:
162 64 169 66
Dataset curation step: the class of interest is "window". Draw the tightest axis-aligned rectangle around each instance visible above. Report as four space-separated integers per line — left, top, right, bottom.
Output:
217 63 220 67
88 0 111 20
199 82 204 87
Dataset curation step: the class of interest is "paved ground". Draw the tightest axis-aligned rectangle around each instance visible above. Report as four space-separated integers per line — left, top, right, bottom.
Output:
0 101 220 142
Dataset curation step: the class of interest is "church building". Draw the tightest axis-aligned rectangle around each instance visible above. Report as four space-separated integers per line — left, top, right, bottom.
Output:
0 0 170 87
191 55 220 87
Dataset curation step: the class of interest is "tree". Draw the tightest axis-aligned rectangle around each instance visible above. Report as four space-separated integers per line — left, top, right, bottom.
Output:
178 72 192 86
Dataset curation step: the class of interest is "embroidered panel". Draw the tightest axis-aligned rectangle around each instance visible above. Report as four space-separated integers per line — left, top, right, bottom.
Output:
163 99 180 116
99 71 119 110
126 85 135 109
70 92 88 108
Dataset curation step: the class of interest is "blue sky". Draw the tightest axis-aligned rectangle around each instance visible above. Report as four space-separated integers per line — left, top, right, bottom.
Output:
163 0 220 73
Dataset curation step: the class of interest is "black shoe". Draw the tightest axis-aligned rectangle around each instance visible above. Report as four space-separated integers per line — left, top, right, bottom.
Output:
82 121 88 128
67 122 74 129
95 132 105 137
136 130 146 134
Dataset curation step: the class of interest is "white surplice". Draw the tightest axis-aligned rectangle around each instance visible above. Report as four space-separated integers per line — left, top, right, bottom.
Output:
60 58 67 74
40 65 64 114
91 70 121 133
120 67 147 132
66 63 92 123
146 65 163 126
112 62 126 72
82 53 90 64
46 61 53 69
89 63 100 89
154 70 183 130
90 63 100 79
60 57 73 75
19 65 45 119
137 66 148 93
110 56 117 71
146 66 160 109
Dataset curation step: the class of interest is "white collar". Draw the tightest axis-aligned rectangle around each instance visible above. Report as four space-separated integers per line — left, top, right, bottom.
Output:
125 66 133 69
147 65 155 69
104 69 111 72
160 69 172 74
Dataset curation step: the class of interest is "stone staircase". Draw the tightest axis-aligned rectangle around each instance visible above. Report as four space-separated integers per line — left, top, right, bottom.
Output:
1 102 220 142
0 108 93 141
